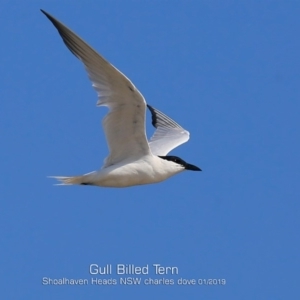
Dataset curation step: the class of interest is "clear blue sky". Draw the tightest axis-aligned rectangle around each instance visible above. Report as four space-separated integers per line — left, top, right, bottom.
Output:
1 1 299 299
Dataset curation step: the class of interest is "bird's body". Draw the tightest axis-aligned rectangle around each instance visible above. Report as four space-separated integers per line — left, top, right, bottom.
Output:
42 10 201 188
55 155 183 188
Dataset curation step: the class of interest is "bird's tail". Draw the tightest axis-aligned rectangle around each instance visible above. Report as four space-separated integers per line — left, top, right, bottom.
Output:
48 175 86 186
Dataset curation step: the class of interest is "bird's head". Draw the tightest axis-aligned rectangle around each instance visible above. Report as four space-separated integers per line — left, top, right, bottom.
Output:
159 155 201 171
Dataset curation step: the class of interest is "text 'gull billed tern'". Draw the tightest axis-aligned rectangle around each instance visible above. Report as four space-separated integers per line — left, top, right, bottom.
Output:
41 10 201 188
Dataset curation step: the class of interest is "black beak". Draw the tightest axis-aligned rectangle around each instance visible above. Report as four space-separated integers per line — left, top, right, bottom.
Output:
185 163 202 171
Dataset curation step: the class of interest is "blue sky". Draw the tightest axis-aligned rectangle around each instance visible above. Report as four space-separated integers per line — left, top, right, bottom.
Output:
1 1 300 299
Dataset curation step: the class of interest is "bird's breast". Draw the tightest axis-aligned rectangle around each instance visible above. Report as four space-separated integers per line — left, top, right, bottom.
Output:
91 158 177 187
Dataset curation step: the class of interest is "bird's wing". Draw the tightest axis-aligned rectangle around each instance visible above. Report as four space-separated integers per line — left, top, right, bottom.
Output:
147 105 190 156
41 10 150 167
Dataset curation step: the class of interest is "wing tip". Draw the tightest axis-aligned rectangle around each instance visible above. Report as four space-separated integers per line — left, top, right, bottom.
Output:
147 104 157 128
40 9 52 20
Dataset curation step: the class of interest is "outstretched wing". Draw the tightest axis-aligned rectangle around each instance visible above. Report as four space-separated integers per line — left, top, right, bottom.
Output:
147 105 190 156
41 10 150 167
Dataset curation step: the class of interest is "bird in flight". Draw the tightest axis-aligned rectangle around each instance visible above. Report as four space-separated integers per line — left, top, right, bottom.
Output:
41 9 201 188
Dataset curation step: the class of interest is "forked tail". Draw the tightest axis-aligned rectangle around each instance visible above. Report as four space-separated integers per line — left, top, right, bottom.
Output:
48 175 85 185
